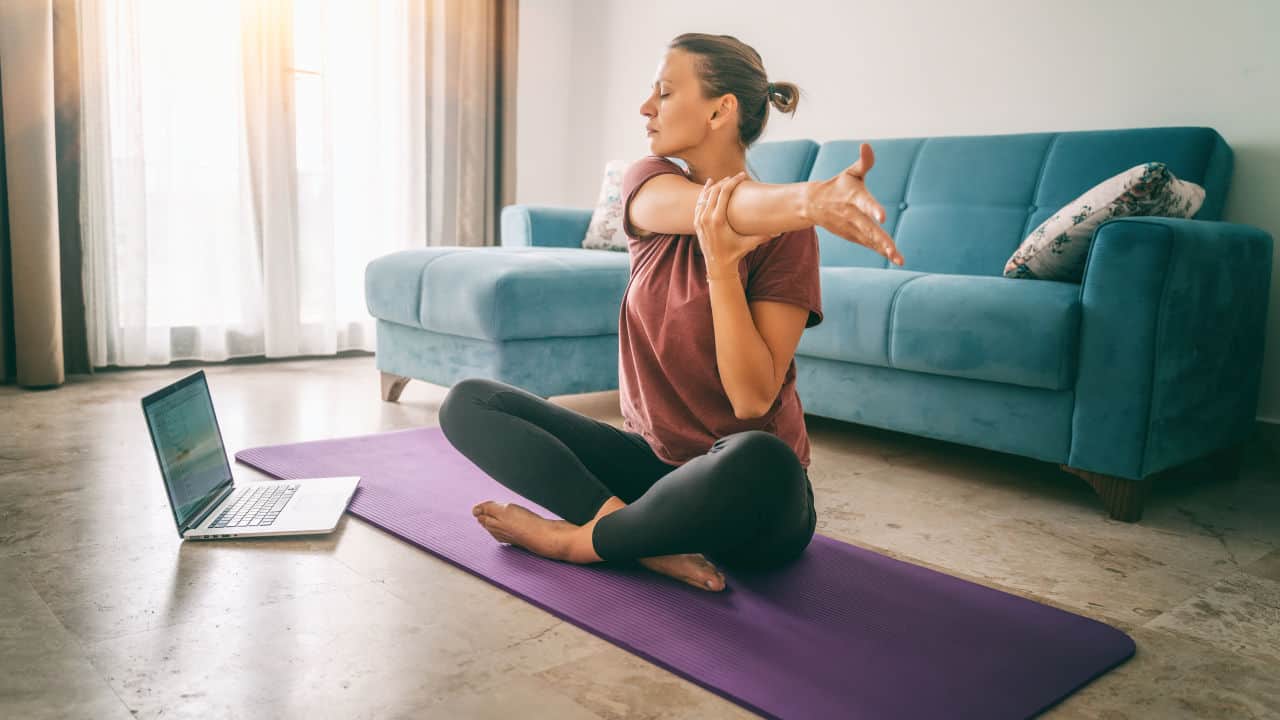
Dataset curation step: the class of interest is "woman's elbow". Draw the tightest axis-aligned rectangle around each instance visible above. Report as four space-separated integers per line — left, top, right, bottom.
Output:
733 400 770 420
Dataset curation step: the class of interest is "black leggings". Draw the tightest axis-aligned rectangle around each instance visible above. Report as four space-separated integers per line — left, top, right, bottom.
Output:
438 377 816 570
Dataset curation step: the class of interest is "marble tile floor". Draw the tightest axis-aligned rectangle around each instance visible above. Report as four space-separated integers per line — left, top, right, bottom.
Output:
1 355 1278 719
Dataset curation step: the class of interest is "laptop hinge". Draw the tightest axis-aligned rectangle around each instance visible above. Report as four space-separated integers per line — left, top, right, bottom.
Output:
182 483 235 535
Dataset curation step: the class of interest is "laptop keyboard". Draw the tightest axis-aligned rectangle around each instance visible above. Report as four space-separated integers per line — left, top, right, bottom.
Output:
209 483 300 528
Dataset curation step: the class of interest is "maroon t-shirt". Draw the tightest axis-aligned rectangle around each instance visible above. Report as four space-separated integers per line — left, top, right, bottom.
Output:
618 155 824 468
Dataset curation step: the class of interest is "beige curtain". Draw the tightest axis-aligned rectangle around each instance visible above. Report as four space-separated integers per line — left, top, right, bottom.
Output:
0 0 89 388
431 0 518 248
497 0 519 244
1 0 516 384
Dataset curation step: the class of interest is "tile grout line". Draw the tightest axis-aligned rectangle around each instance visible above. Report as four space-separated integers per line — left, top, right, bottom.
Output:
9 555 138 719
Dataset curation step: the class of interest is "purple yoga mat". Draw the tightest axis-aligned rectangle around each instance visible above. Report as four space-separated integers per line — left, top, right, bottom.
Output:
235 426 1134 720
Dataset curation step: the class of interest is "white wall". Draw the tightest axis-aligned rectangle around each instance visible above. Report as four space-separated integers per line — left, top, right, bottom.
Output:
516 0 1280 422
514 0 575 207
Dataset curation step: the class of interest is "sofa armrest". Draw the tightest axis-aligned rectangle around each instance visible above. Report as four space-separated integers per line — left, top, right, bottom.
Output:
500 205 593 248
1069 217 1273 480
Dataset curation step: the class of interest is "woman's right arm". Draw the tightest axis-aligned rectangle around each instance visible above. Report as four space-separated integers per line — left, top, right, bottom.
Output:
627 144 903 265
627 173 812 239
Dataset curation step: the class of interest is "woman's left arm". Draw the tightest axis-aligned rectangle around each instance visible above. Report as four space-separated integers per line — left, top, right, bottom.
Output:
696 173 809 418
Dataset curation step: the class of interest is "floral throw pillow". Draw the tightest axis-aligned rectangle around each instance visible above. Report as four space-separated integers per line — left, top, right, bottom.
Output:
582 159 631 252
1004 162 1205 282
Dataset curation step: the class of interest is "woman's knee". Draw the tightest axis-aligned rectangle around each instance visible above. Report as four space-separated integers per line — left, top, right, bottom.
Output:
440 377 502 432
714 430 796 468
711 431 805 502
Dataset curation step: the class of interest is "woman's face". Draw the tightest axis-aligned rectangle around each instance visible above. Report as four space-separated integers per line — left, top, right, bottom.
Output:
640 49 726 157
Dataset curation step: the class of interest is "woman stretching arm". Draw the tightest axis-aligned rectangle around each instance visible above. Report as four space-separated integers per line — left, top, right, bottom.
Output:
447 35 888 596
629 143 904 266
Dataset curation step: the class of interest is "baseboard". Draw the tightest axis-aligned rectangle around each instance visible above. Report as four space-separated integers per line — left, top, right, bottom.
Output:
1255 417 1280 470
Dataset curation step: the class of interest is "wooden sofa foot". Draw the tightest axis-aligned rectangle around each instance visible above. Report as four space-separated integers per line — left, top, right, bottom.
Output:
1059 465 1152 523
380 372 411 402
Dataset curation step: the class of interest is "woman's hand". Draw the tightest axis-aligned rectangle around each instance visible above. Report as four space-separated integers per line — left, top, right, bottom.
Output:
693 172 775 277
804 143 905 266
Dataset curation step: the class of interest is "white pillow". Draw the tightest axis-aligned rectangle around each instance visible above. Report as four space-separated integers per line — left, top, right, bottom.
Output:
1004 162 1205 282
582 159 631 252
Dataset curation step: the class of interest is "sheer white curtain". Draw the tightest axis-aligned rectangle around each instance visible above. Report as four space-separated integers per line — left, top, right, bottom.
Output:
78 0 427 366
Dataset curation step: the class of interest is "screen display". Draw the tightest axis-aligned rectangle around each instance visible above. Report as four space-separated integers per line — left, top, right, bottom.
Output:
143 374 232 528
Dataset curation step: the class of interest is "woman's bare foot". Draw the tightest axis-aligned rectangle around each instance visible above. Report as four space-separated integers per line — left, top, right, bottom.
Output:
472 499 727 591
638 553 727 592
588 498 726 591
473 500 578 561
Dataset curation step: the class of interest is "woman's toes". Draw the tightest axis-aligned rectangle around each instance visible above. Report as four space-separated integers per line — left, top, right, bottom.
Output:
701 569 726 591
704 569 726 590
683 557 726 591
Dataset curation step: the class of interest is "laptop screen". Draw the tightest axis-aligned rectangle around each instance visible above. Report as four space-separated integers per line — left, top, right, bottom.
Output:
142 371 233 531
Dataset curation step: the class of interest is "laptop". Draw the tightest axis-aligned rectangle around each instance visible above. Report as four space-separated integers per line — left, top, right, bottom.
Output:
142 369 359 540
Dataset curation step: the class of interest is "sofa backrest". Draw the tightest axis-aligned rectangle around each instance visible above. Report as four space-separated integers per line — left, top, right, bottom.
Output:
746 139 821 185
747 126 1233 276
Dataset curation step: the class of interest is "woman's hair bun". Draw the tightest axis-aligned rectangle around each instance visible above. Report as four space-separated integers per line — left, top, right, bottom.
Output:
767 80 800 114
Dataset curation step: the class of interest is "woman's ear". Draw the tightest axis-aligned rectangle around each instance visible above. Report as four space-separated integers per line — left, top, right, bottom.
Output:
710 95 735 125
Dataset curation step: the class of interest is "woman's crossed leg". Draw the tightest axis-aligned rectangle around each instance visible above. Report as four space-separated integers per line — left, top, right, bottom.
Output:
438 378 815 590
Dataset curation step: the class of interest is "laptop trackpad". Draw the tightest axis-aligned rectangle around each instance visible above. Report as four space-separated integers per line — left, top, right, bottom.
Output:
286 490 345 521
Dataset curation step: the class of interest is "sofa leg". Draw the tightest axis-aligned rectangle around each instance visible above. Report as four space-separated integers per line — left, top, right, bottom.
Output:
380 372 411 402
1058 465 1152 523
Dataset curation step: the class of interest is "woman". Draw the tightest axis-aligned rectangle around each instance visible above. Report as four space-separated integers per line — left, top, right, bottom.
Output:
439 33 903 593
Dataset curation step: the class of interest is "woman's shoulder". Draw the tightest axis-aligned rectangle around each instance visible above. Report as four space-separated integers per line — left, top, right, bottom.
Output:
634 154 685 170
621 157 691 240
624 155 687 183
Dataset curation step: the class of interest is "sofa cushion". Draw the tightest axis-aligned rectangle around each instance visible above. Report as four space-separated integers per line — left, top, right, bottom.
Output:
746 139 819 184
889 275 1081 390
366 247 630 340
797 267 930 366
797 270 1080 391
582 159 631 252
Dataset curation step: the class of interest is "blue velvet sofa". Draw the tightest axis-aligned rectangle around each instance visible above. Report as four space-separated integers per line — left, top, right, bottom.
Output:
365 126 1273 522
